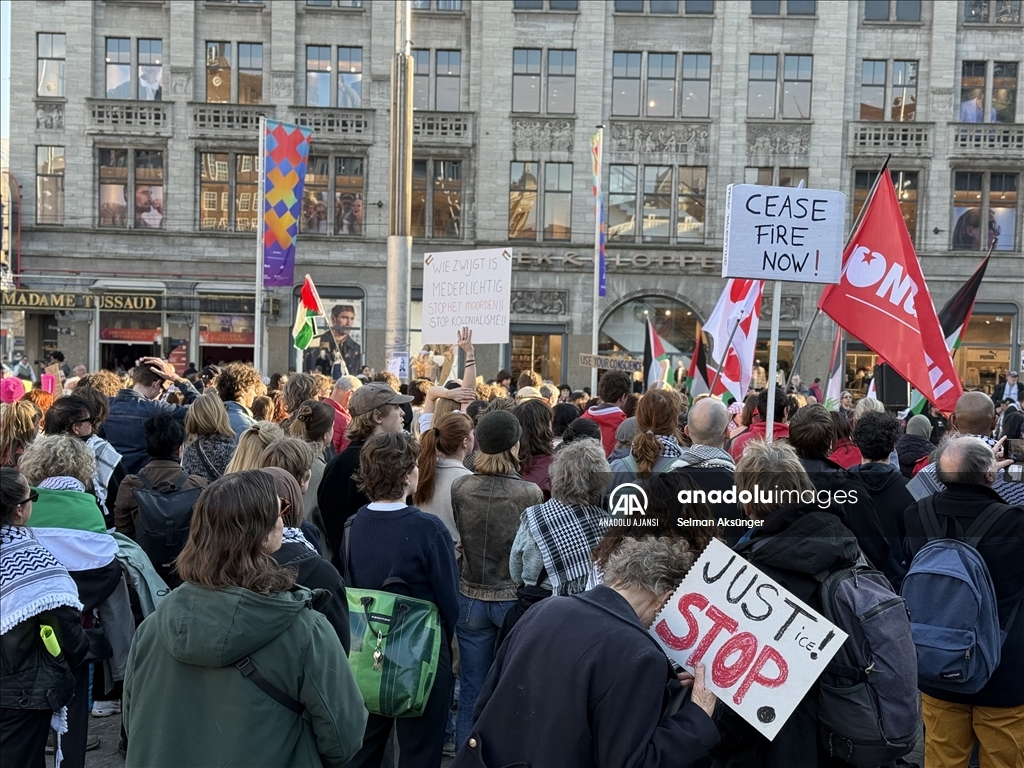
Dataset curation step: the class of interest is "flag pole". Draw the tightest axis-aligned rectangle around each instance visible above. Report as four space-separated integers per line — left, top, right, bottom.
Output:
708 310 745 394
254 116 267 374
590 125 605 396
765 283 783 441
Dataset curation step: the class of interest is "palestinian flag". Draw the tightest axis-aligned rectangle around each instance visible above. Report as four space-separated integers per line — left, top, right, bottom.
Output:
292 274 326 350
685 326 711 397
824 328 844 410
644 319 670 390
908 253 991 414
30 485 118 572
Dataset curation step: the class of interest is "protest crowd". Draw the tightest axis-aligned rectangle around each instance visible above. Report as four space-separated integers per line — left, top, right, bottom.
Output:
1 329 1023 768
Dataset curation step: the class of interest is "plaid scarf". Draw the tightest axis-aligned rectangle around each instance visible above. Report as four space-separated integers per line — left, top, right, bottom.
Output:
524 499 609 596
673 444 735 470
654 434 683 458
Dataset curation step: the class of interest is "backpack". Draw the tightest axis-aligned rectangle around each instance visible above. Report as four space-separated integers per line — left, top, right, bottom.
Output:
342 518 442 718
815 564 920 766
131 471 204 577
901 496 1020 693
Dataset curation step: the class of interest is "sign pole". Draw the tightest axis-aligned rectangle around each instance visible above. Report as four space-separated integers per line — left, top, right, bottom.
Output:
708 311 744 395
254 116 266 373
765 283 782 441
590 125 604 396
784 307 821 391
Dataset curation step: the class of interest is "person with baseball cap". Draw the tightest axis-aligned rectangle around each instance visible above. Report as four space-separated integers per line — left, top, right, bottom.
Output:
993 370 1022 409
316 382 412 567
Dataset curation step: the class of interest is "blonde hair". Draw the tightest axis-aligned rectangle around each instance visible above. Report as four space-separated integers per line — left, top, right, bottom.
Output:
346 404 399 444
853 397 885 423
225 421 284 474
434 397 459 421
185 390 235 441
258 437 316 486
735 440 814 520
631 388 684 475
19 433 96 489
1 401 42 468
473 448 519 476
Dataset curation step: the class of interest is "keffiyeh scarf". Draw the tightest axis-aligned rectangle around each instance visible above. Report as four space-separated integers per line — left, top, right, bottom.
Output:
653 434 684 459
525 499 609 596
282 527 317 552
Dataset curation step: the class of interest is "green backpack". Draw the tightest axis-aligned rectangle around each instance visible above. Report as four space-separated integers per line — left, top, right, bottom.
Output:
343 519 442 718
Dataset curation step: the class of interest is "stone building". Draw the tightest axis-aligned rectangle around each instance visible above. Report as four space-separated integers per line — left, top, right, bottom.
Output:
2 0 1022 393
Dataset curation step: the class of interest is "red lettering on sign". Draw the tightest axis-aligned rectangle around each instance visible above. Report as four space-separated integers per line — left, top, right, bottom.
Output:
734 645 789 705
654 592 708 651
712 632 759 689
686 605 738 667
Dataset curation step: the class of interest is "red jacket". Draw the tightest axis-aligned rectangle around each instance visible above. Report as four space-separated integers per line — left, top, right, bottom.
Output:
728 421 790 461
580 406 627 457
325 397 351 455
828 439 863 469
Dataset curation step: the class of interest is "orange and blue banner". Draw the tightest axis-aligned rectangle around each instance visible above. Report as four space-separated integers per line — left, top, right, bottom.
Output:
262 119 314 288
590 132 607 297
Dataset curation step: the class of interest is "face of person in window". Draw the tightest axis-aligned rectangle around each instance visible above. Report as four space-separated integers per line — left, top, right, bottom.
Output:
136 185 154 213
352 198 363 222
964 210 1000 250
332 309 355 340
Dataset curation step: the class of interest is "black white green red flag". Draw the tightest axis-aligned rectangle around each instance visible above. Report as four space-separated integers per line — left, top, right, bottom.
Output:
644 319 670 390
292 274 326 350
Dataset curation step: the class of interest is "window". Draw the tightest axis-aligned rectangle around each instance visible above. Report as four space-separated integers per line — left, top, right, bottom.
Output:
686 0 715 12
544 163 573 240
864 0 922 21
412 50 430 110
786 0 816 13
513 0 580 7
37 33 65 97
301 157 330 234
412 0 463 8
238 43 263 104
615 0 644 10
199 152 258 232
549 0 579 8
307 0 365 6
744 166 808 187
612 52 642 116
512 49 542 113
206 42 231 103
681 54 711 117
890 61 917 121
651 1 680 12
964 0 1021 24
782 54 812 118
36 146 65 225
751 0 816 13
608 165 707 244
547 50 576 113
106 38 131 99
138 40 163 101
860 60 917 121
747 54 777 118
338 47 363 108
514 0 544 7
961 61 1018 123
860 60 887 120
646 54 676 117
436 51 461 110
306 46 331 106
99 149 164 229
952 172 1018 251
854 170 918 244
509 162 538 239
335 158 365 235
412 159 462 238
299 156 365 235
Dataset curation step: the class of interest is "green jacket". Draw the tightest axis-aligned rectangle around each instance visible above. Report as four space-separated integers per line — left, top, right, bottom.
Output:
123 583 367 768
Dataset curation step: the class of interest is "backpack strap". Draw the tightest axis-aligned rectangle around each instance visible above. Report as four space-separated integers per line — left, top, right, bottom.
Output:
234 656 311 723
621 455 638 474
194 441 221 481
963 502 1011 546
342 518 354 585
917 495 945 540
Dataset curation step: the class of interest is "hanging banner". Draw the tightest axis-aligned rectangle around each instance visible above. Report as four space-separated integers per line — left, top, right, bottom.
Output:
422 248 513 345
262 120 314 289
650 539 847 741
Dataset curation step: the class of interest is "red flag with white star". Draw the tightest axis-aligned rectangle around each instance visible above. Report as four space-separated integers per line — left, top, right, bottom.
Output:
817 171 962 413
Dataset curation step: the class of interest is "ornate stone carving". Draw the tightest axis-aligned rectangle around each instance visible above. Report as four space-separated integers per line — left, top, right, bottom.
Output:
931 87 954 118
511 119 574 152
759 295 802 322
746 124 811 155
510 289 568 316
271 72 293 100
170 67 193 100
35 102 64 130
609 122 709 154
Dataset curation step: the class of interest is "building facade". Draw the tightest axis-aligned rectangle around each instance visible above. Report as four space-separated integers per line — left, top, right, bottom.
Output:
2 0 1022 392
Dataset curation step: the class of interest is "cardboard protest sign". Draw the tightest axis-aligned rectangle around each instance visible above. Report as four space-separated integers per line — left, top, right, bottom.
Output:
422 248 512 345
723 184 845 284
650 539 847 740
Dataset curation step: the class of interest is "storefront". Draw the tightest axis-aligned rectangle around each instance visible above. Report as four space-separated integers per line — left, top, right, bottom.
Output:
954 303 1018 394
508 323 567 385
599 295 701 373
196 284 257 367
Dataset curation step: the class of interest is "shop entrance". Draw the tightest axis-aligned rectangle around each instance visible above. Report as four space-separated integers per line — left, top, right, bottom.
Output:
199 346 254 367
101 342 160 374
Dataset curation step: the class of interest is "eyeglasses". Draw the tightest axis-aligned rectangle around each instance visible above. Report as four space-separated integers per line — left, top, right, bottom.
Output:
16 490 40 507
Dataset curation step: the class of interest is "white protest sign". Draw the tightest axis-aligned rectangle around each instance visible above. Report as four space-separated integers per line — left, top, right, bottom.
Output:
386 352 409 380
422 248 513 345
650 539 847 740
723 184 845 284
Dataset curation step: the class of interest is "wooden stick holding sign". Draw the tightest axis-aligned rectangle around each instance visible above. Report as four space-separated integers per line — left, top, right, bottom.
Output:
650 540 847 741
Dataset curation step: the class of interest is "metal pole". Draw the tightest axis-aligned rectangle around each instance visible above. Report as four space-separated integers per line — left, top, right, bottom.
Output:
590 125 605 396
385 0 413 382
254 116 266 373
765 282 783 442
785 307 822 390
708 312 744 394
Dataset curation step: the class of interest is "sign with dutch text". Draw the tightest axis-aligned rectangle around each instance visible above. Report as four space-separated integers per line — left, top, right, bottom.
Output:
579 353 644 372
422 248 513 345
723 184 845 284
650 539 847 740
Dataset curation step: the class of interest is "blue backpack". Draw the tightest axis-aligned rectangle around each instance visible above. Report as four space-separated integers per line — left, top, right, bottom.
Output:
901 497 1020 693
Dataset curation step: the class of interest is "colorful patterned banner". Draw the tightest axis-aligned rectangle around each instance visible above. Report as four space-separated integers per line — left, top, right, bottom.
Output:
262 119 314 288
591 132 607 297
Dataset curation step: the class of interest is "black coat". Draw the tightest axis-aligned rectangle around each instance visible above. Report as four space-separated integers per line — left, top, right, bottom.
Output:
316 440 368 567
848 462 914 591
0 606 89 711
991 379 1024 407
271 542 350 654
715 506 861 768
454 585 720 768
895 434 934 478
904 483 1024 707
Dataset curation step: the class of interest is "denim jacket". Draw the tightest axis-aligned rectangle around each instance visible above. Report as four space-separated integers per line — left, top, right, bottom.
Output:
103 382 199 476
223 400 256 439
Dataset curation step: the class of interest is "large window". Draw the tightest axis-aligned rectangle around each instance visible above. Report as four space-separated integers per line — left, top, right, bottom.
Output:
860 60 917 121
238 43 263 104
412 50 430 110
412 0 463 8
681 54 711 117
514 0 581 8
612 52 642 116
751 0 816 14
509 162 538 239
964 0 1021 23
36 146 65 225
98 149 164 229
435 51 461 110
306 46 332 106
956 309 1017 395
301 157 330 234
747 54 778 118
106 38 131 99
952 171 1018 252
646 54 677 117
782 54 813 118
547 50 576 114
544 162 573 241
335 158 365 235
37 33 65 97
338 47 362 108
412 159 462 238
299 156 365 235
864 0 922 21
960 61 1018 124
749 54 812 120
206 42 232 103
205 42 262 103
512 49 542 113
138 40 163 101
854 169 918 244
199 152 259 232
608 165 706 244
744 167 808 187
613 0 715 9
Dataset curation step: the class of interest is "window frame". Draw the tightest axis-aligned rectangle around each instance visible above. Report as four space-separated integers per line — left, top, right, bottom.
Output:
36 145 65 226
337 46 364 109
607 164 708 245
237 42 264 105
198 150 261 233
863 0 923 23
781 54 813 119
681 53 712 118
859 58 918 122
105 38 132 100
608 0 715 14
645 53 678 118
508 161 539 240
963 0 1022 25
612 52 643 117
299 154 366 236
950 169 1019 252
205 41 233 103
412 158 464 239
306 45 332 107
435 50 462 111
411 0 464 10
543 162 574 241
747 53 778 119
37 32 66 98
98 147 165 230
853 168 919 244
412 49 430 110
138 39 164 102
547 49 577 114
750 0 817 15
512 48 542 114
959 60 1019 124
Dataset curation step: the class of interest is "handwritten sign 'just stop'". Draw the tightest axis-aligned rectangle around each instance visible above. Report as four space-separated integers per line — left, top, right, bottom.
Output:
650 539 846 740
723 184 845 285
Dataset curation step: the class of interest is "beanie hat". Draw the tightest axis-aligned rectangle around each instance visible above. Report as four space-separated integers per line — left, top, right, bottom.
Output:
1 377 26 404
615 416 638 444
475 411 522 455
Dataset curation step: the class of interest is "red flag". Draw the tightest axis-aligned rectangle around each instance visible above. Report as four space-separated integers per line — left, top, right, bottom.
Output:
818 172 962 413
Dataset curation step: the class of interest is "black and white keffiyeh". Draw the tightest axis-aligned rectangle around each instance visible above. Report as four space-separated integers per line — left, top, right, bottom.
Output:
525 499 609 596
1 524 82 636
653 434 684 459
282 527 317 552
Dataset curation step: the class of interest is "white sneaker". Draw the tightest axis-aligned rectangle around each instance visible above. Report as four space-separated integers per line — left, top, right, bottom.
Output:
91 700 121 718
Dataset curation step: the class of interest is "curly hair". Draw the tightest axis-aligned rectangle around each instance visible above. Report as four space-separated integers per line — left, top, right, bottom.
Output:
77 370 124 398
19 433 96 488
69 387 109 427
356 431 420 502
602 537 697 597
216 362 262 403
283 373 320 413
852 411 901 462
517 370 542 391
0 401 42 468
21 390 55 423
373 371 402 393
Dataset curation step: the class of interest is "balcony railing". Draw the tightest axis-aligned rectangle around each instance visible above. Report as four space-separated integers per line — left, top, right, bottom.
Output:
849 122 932 155
950 123 1024 153
413 112 473 144
288 108 373 140
189 103 272 136
87 99 172 134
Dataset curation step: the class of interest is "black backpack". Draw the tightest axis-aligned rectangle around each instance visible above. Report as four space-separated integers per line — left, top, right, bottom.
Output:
131 471 203 577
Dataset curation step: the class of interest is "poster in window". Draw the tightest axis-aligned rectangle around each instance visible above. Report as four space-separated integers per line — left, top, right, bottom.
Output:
334 193 363 235
951 206 1012 251
99 184 128 227
138 66 163 101
134 185 163 228
304 300 364 377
